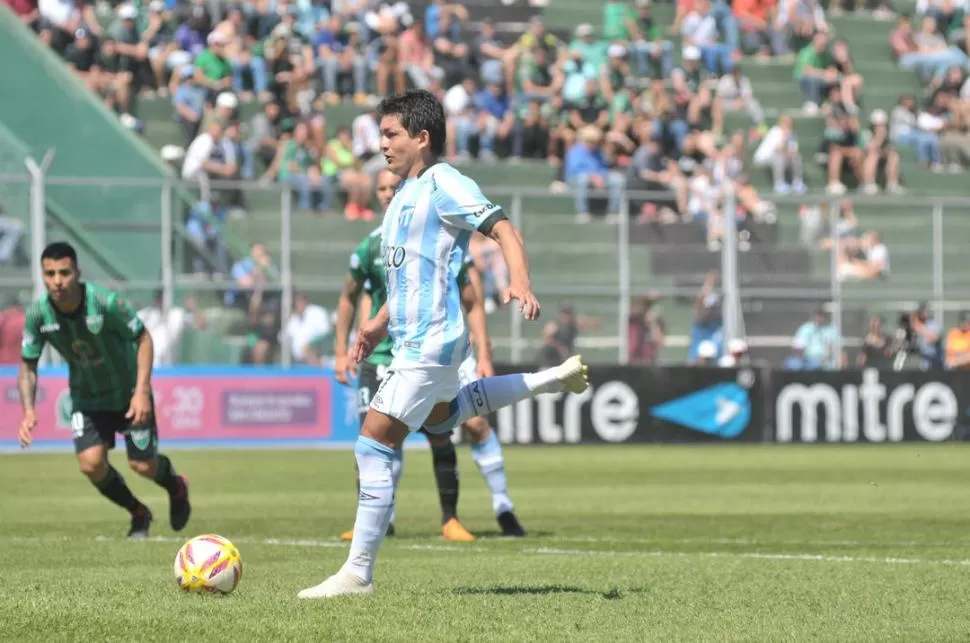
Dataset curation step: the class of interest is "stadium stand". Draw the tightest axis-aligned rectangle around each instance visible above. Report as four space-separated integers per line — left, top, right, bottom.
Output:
2 0 970 367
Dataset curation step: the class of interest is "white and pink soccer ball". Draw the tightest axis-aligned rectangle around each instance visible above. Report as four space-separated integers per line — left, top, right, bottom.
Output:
173 534 243 595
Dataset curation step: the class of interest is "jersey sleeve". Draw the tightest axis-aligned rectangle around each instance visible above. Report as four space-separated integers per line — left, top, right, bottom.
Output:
432 169 507 234
104 292 145 341
348 235 372 283
20 306 45 361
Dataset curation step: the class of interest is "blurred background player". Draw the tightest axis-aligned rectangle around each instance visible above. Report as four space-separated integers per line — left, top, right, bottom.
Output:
334 168 525 541
299 90 587 599
17 242 191 539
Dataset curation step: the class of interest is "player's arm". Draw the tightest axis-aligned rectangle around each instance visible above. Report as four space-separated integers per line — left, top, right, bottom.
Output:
335 272 366 383
434 172 540 320
461 264 493 371
18 311 45 447
105 294 154 425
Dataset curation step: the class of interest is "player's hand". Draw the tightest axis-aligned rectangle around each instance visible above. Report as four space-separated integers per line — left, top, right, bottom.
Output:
351 317 388 365
502 284 541 321
476 356 495 379
19 410 36 449
334 353 357 385
126 391 153 427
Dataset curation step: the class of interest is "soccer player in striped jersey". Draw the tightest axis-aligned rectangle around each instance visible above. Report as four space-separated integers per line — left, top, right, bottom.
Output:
334 169 525 542
299 90 587 599
17 242 191 539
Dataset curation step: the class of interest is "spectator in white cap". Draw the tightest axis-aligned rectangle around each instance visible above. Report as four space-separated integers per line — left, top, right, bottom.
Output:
696 340 718 366
172 65 206 143
718 338 748 367
194 30 233 102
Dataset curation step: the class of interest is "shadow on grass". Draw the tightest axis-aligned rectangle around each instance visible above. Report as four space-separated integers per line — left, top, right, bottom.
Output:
453 585 644 599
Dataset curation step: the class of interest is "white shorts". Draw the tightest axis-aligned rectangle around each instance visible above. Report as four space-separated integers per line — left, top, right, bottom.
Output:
370 364 461 431
457 355 478 388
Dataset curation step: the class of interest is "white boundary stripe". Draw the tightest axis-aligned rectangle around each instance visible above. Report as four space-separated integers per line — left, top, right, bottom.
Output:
529 547 970 567
2 535 969 567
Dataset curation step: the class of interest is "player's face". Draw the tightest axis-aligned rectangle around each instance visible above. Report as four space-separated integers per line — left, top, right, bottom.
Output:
375 170 401 211
41 258 79 302
380 114 427 178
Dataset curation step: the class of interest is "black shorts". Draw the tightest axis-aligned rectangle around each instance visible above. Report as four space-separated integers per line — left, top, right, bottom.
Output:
357 362 451 438
70 406 159 461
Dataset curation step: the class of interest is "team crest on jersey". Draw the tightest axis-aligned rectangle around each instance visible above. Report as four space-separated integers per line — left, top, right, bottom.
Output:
397 205 414 228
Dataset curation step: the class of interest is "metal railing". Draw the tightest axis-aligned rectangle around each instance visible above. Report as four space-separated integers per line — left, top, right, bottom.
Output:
3 160 969 368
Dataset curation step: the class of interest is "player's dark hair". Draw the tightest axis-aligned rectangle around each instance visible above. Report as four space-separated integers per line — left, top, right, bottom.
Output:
41 242 78 267
377 89 446 156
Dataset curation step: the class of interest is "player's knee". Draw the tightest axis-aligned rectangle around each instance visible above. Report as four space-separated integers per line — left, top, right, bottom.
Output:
78 457 106 479
128 458 156 478
463 417 490 443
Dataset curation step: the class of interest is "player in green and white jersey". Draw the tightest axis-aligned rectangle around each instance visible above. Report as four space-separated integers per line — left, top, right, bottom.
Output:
333 169 525 542
18 242 191 539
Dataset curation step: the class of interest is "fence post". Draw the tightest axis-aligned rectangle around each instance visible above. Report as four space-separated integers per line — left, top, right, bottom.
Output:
160 181 174 315
510 191 523 365
617 188 630 364
24 151 54 302
932 201 944 326
828 199 842 369
280 185 293 368
720 183 739 345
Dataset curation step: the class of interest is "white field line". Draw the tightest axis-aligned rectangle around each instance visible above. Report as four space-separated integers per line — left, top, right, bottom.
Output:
2 535 969 567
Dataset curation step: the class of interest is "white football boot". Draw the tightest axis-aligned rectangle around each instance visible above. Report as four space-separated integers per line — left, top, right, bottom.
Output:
298 570 375 599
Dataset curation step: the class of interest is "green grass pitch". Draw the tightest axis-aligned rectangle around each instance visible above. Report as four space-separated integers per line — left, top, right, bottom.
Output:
2 444 970 641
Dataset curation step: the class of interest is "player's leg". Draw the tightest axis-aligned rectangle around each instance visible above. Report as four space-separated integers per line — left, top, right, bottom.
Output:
123 412 191 532
300 367 444 599
463 417 525 537
424 430 475 541
73 412 152 538
422 355 589 436
342 363 401 541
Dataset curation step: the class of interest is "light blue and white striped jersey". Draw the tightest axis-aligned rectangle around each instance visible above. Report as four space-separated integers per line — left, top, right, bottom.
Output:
381 162 505 368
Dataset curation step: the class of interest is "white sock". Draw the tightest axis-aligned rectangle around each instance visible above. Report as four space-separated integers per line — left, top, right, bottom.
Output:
447 370 563 428
389 447 404 525
470 428 513 515
341 436 395 584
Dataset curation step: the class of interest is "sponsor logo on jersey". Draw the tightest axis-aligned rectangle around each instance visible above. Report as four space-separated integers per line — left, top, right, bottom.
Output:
39 324 60 333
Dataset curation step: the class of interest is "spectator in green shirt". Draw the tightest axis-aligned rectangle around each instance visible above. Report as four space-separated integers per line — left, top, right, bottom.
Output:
793 32 833 113
628 0 674 78
569 24 609 71
277 122 322 211
193 32 233 102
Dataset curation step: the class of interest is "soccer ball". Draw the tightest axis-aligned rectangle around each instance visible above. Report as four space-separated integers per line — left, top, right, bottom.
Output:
173 534 243 595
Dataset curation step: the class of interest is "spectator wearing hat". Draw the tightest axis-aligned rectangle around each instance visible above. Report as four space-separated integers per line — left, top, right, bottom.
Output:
945 312 970 370
718 338 748 367
110 4 151 99
64 28 99 91
860 109 904 194
784 338 810 370
681 0 736 75
194 31 233 103
672 45 723 140
696 340 718 366
172 65 206 143
564 126 627 223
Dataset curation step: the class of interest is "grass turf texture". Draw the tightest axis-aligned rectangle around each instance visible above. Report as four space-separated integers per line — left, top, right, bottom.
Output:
2 445 970 641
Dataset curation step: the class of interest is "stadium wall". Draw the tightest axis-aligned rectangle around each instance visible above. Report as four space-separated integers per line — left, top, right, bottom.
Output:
2 365 968 452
